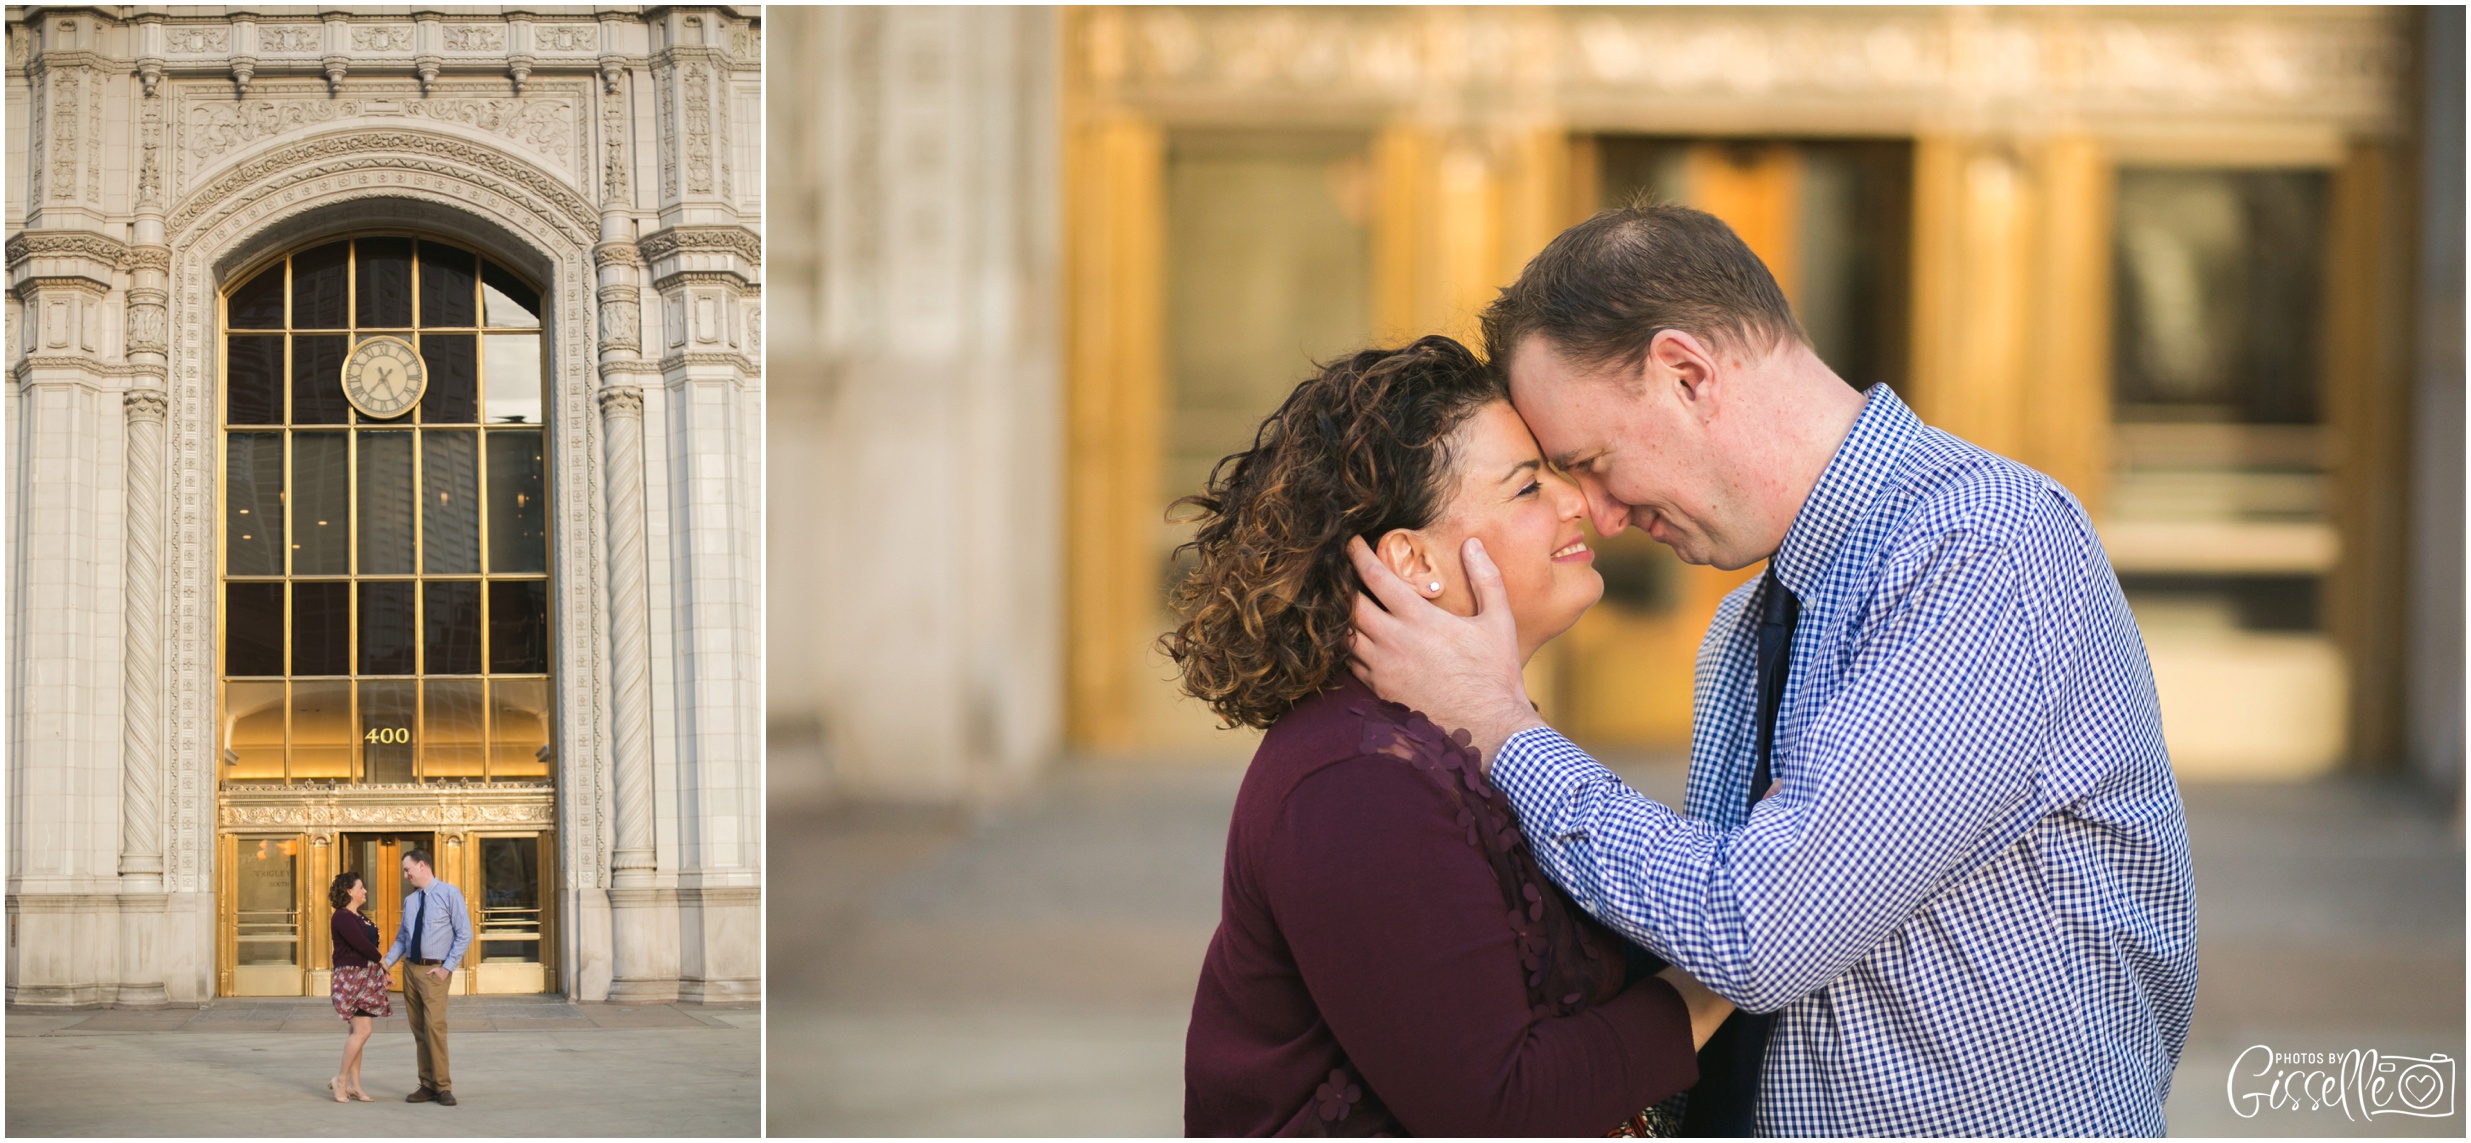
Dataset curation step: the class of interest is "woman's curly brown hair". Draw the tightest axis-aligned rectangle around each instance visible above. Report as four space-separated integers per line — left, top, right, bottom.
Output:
1162 335 1506 729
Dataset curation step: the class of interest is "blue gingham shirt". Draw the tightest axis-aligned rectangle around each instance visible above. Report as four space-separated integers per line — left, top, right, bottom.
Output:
1495 386 2197 1136
382 878 474 974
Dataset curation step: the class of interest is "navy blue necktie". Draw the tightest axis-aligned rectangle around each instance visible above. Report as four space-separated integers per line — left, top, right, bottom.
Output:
408 886 428 963
1683 564 1797 1137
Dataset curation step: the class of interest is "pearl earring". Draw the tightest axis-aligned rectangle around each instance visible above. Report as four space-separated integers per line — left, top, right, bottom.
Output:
1427 581 1443 594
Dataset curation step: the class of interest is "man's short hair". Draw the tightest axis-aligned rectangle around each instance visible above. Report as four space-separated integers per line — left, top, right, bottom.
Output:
1480 199 1805 376
402 847 433 871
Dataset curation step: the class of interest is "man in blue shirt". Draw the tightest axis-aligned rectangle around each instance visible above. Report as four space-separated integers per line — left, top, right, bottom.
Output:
1346 203 2197 1135
382 847 472 1106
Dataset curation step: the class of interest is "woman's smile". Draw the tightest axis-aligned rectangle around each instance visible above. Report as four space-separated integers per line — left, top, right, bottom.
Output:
1551 538 1592 563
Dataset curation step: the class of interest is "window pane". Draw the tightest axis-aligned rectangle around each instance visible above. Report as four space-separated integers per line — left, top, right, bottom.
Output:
2114 169 2329 424
423 679 487 778
359 681 417 783
222 680 288 781
291 433 351 574
483 334 543 424
481 261 542 328
489 679 552 779
291 581 350 676
233 838 300 965
485 431 547 572
424 580 482 675
477 836 541 960
229 263 286 329
357 431 415 574
423 431 481 573
226 583 285 676
359 581 416 675
291 334 350 425
291 241 349 329
356 237 414 328
227 336 284 425
225 432 285 576
419 243 476 328
488 580 549 674
419 334 478 424
290 680 353 780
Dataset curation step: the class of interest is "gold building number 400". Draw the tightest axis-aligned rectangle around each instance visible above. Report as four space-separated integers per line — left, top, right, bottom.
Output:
365 727 411 744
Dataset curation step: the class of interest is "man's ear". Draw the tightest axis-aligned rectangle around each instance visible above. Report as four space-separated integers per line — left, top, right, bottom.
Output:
1375 529 1442 595
1647 328 1721 414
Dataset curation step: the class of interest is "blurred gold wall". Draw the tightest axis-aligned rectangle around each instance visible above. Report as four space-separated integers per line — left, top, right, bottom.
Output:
1056 5 2427 772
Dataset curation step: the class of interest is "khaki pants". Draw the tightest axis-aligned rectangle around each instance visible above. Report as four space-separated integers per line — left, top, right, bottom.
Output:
402 964 452 1093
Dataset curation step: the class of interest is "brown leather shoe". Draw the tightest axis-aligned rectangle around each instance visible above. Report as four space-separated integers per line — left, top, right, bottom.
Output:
435 1090 458 1107
406 1087 437 1103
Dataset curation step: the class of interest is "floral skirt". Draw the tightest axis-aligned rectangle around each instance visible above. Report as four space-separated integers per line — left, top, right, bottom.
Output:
330 963 393 1021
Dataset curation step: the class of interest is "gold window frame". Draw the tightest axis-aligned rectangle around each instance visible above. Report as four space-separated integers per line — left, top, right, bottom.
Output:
214 233 557 787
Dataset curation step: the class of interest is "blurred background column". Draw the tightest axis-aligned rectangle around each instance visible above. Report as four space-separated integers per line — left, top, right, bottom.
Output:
770 7 1065 805
2407 5 2465 808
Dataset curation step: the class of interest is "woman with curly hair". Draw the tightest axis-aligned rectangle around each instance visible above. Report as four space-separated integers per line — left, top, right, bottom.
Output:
327 871 389 1102
1172 335 1729 1137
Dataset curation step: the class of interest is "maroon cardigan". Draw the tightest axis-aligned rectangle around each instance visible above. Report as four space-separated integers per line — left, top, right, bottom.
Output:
1185 676 1699 1137
331 907 385 969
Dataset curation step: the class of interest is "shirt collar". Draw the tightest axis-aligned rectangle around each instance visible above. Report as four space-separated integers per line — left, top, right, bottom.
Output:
1769 384 1920 599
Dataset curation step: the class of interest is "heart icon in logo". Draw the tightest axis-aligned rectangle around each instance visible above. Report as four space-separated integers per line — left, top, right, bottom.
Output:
2399 1066 2443 1108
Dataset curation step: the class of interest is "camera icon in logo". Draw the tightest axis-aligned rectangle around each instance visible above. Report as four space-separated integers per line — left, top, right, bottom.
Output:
2374 1054 2457 1119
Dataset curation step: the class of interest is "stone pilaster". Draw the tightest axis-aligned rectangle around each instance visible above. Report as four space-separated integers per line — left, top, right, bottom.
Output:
642 214 760 1004
7 225 129 1008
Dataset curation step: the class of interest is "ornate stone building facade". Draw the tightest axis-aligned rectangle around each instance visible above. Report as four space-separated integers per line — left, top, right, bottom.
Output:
6 5 762 1007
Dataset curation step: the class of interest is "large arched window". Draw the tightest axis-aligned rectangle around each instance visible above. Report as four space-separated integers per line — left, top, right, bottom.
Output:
219 237 552 785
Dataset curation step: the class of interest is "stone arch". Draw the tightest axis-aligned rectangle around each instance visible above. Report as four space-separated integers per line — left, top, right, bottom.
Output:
156 129 611 946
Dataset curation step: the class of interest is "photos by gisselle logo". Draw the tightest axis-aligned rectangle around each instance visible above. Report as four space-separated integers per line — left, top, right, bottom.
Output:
2229 1045 2458 1120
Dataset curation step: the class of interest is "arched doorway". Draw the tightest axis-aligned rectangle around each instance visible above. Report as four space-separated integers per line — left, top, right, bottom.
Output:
215 234 557 997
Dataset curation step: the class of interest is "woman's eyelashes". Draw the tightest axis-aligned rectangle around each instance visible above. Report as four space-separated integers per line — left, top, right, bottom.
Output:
1515 479 1542 499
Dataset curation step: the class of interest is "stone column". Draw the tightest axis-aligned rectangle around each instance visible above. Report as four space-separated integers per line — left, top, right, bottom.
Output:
596 197 676 999
114 73 174 1006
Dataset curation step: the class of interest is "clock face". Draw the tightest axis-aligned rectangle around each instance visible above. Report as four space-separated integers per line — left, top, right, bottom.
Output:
342 336 427 420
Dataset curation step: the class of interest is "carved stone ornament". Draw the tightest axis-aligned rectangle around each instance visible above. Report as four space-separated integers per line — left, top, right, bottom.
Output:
126 287 170 353
444 25 505 53
1081 6 2411 134
168 131 601 237
352 25 414 54
536 24 597 53
637 225 761 267
6 229 134 271
179 92 584 187
598 284 641 351
163 26 229 55
217 784 558 830
597 384 645 416
256 24 319 55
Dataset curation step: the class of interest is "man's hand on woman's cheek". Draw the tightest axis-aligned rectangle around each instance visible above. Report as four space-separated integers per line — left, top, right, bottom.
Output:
1346 535 1547 767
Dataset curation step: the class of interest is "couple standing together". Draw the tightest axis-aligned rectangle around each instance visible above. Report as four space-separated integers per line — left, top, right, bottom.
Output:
1178 203 2199 1136
325 849 472 1106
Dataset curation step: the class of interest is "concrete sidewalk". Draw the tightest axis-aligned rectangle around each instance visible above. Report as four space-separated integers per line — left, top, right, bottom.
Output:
768 760 2463 1137
6 996 759 1137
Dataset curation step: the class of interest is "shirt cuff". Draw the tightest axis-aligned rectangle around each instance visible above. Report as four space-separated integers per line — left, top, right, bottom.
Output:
1492 725 1599 821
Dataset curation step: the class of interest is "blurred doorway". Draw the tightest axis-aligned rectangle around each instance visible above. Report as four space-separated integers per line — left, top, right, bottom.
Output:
2105 167 2346 777
1551 138 1913 747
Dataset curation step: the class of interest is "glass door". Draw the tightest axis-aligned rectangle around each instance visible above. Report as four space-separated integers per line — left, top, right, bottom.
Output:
473 833 553 993
223 834 307 995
